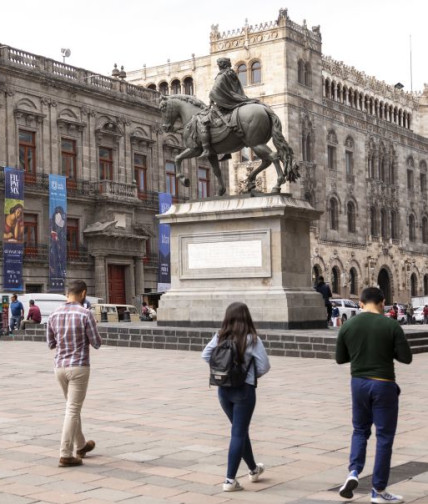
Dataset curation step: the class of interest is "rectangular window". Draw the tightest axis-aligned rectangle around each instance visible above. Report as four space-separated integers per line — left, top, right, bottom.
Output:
67 218 79 259
19 129 36 182
345 151 353 177
134 153 147 198
198 167 210 199
421 173 427 194
61 138 77 181
327 146 336 170
407 169 414 191
99 147 113 180
165 161 178 199
24 213 38 257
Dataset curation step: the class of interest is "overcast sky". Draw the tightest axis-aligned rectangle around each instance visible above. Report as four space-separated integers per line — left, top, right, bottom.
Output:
2 0 427 92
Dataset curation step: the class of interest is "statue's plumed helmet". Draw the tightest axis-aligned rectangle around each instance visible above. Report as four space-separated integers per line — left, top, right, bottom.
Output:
217 57 231 67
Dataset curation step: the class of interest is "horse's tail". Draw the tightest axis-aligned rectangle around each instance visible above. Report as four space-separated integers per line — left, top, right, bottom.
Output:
264 106 300 182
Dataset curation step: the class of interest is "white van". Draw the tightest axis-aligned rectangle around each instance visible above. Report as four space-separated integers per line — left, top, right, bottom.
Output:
9 293 67 324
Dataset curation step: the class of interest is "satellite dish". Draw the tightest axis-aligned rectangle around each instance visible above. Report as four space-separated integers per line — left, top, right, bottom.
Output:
61 48 71 58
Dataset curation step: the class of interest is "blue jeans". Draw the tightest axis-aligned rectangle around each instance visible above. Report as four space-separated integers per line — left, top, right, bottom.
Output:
349 377 400 491
218 383 257 479
9 315 22 332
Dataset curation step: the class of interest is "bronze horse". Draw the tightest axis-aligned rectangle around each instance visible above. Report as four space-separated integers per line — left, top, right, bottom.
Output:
159 95 299 196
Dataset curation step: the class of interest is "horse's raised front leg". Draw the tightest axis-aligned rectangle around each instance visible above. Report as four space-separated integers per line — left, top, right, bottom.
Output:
208 154 226 196
175 148 202 187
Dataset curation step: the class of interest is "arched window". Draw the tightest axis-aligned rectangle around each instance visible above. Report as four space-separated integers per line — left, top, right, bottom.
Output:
159 81 169 95
411 273 418 297
251 61 261 84
409 214 416 242
420 161 427 195
347 201 356 233
304 62 311 87
237 64 247 87
298 59 305 84
302 132 312 162
183 77 194 95
349 267 358 296
331 266 340 295
327 130 337 171
422 216 428 244
147 83 156 91
381 208 387 240
370 206 378 237
171 79 181 94
312 264 322 286
368 153 375 179
391 210 398 239
424 274 428 295
330 198 339 230
407 156 415 191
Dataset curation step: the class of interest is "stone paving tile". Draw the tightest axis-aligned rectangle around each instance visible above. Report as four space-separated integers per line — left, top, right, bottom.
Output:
0 342 428 503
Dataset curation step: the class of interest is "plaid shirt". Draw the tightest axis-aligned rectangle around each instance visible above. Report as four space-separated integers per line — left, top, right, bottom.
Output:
47 302 102 367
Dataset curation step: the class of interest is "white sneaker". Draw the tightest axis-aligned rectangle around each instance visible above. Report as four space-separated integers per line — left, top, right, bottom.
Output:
249 463 265 482
223 479 243 492
371 488 404 504
339 470 359 498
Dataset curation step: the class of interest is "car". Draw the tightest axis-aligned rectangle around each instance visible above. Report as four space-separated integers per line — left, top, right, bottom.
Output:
384 304 407 324
331 298 361 324
413 306 424 324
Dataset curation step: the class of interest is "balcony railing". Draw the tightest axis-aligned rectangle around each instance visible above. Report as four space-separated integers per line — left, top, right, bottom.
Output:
0 45 160 106
20 244 90 263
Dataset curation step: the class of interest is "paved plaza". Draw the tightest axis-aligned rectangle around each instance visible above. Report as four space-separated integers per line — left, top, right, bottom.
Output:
0 340 428 504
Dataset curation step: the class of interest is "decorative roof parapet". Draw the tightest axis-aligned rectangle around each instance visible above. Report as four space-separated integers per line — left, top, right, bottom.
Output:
322 55 419 109
0 44 160 107
210 9 321 54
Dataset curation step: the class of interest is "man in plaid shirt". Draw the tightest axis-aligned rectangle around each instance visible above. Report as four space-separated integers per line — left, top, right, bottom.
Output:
47 280 102 467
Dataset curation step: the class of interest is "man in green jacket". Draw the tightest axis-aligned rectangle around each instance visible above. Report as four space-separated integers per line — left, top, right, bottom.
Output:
336 287 412 504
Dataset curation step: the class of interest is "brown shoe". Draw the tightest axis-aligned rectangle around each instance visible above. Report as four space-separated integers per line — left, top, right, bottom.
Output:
58 456 82 467
76 440 95 458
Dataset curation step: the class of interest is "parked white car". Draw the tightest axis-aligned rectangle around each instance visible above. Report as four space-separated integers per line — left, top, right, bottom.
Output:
332 298 361 323
1 293 67 324
413 306 424 324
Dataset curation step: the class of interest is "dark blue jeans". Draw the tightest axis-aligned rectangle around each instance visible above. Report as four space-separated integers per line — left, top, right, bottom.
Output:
218 383 257 479
349 377 400 491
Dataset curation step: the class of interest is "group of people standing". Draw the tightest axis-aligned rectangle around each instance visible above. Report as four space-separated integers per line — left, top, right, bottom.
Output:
44 280 412 503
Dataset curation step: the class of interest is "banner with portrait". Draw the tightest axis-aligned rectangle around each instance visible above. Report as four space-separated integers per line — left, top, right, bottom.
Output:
157 192 172 293
3 167 24 291
49 175 67 292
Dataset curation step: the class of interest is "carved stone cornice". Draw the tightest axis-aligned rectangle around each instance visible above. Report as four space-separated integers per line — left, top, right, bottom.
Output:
14 108 46 125
57 118 87 134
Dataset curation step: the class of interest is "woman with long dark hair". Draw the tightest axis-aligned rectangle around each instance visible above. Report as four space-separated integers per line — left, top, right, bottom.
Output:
202 302 271 492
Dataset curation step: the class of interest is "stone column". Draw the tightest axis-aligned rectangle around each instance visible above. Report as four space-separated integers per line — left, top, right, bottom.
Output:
94 254 107 301
135 256 145 296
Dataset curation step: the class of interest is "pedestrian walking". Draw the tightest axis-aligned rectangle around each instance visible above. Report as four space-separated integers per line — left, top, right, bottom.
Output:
47 280 102 467
406 302 414 325
9 294 24 332
423 304 428 324
201 302 270 492
336 287 412 504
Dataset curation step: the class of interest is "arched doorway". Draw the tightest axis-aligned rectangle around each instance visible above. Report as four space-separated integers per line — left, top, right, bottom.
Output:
411 273 418 297
378 268 392 304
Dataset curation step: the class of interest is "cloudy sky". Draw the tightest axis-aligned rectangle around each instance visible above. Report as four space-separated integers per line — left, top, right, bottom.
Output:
2 0 426 92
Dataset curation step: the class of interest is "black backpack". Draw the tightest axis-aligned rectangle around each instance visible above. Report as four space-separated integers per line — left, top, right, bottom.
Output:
209 339 255 388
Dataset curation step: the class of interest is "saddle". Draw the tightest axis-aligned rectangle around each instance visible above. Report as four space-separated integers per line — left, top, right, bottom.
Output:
186 107 244 147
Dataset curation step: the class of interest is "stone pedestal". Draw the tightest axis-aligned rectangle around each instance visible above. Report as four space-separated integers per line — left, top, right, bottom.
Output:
157 194 326 329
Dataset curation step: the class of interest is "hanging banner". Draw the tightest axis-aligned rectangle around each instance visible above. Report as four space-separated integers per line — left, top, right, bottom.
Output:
157 192 172 293
49 175 67 292
3 167 24 291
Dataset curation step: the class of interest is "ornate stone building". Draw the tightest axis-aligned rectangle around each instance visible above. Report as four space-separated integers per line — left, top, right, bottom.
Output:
127 8 428 304
0 45 217 302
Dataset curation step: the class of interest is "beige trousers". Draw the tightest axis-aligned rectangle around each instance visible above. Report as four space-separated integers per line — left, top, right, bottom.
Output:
55 366 90 458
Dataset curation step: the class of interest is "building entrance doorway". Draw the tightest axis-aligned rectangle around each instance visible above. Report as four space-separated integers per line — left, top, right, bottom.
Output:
108 264 126 304
378 268 392 304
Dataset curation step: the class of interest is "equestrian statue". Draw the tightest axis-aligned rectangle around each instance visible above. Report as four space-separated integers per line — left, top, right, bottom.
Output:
159 57 300 196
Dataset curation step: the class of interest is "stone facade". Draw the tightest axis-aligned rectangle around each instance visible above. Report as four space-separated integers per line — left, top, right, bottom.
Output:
0 45 219 302
127 9 428 304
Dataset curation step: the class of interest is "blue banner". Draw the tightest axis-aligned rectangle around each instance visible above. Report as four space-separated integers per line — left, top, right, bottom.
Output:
49 175 67 292
3 167 24 291
157 192 172 292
